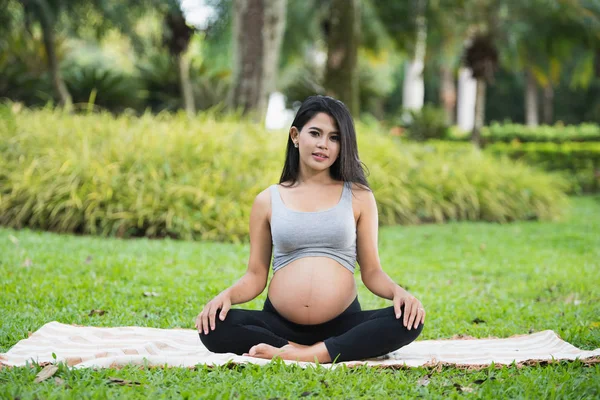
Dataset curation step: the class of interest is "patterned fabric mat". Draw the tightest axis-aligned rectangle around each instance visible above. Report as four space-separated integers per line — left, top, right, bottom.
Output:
1 322 599 369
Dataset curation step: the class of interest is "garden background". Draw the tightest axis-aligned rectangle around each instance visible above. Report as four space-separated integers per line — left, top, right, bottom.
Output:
1 0 599 398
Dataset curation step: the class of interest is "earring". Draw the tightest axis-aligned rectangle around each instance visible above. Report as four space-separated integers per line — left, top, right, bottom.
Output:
294 142 298 148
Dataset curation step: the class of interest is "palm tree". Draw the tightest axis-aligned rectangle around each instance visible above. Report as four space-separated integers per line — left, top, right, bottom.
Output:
163 3 196 117
427 1 470 125
370 0 428 119
229 0 287 119
20 0 72 108
505 0 600 126
323 0 360 115
6 0 170 110
464 34 498 148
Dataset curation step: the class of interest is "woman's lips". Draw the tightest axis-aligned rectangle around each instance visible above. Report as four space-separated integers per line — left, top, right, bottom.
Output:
312 154 328 161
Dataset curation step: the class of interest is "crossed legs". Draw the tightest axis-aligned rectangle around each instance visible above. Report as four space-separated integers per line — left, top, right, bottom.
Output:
199 299 423 363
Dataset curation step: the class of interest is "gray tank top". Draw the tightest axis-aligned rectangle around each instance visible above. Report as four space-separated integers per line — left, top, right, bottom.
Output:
270 182 357 273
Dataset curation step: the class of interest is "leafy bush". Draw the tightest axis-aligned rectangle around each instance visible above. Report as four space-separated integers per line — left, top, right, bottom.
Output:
136 50 182 112
63 64 146 112
485 142 600 193
0 107 569 242
363 139 568 224
415 140 600 193
0 30 56 106
136 50 230 113
192 66 230 111
447 122 600 143
400 105 449 142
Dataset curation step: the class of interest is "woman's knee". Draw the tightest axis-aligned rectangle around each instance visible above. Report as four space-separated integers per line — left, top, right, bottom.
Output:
386 306 425 344
198 312 236 353
199 331 218 352
199 327 228 353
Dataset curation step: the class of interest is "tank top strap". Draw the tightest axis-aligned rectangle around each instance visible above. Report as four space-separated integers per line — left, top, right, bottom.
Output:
341 181 353 203
270 184 283 208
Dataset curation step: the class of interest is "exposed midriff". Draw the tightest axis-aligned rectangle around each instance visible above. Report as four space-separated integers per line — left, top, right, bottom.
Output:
267 256 357 325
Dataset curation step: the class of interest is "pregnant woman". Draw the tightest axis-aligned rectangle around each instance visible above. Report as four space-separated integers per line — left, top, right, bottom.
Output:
196 95 425 363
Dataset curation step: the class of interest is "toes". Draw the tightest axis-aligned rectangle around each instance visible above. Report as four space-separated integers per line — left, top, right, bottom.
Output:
248 345 258 356
247 343 272 358
255 343 271 354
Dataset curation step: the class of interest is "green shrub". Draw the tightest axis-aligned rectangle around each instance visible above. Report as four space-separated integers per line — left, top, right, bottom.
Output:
485 142 600 193
136 50 182 112
63 64 146 112
415 140 600 193
364 139 569 224
0 30 55 106
447 122 600 143
0 107 569 242
401 105 449 142
136 50 230 113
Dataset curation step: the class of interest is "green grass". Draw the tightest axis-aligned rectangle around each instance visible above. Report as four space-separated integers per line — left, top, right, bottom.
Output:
1 196 599 399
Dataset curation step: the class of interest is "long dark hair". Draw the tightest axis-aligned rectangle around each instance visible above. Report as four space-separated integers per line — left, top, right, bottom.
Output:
279 95 370 189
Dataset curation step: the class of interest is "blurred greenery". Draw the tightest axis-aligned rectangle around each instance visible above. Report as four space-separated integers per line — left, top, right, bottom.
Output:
0 0 597 121
448 122 600 143
400 104 450 141
0 107 569 242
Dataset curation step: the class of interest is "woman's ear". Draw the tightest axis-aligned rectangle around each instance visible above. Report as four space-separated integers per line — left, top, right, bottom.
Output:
289 126 300 143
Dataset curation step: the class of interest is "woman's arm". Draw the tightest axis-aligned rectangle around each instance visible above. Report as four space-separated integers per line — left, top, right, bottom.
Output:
196 188 272 334
226 188 273 303
355 188 425 330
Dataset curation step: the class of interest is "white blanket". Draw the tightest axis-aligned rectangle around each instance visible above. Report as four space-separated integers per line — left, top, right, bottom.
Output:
1 322 599 369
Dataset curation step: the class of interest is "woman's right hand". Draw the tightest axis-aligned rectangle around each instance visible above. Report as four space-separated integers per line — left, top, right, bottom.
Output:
195 290 232 335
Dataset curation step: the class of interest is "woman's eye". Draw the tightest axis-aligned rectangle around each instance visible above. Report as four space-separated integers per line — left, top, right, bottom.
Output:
331 136 340 141
310 131 319 136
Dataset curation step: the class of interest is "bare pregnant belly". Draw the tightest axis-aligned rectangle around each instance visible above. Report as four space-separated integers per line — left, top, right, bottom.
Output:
267 257 357 325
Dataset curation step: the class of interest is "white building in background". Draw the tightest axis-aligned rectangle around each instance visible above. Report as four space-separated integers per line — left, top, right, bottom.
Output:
457 67 477 132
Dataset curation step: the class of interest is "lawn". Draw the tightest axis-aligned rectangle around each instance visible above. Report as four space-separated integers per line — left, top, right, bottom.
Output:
1 196 599 399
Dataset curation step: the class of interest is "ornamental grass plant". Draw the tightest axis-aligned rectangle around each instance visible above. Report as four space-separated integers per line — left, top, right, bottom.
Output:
0 106 569 242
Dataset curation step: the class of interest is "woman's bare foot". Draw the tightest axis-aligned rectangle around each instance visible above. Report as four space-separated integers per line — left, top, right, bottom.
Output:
243 342 331 363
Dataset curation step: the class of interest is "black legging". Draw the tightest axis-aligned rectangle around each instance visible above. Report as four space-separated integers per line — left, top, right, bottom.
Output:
199 297 424 362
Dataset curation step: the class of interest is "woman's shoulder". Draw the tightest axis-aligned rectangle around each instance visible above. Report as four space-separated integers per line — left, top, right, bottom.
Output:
348 181 372 195
254 185 275 208
348 182 375 212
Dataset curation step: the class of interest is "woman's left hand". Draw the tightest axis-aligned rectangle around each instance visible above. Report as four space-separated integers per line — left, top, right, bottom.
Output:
393 286 425 330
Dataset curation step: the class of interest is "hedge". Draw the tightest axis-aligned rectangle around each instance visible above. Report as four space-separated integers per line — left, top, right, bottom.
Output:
0 106 569 242
485 142 600 193
448 123 600 144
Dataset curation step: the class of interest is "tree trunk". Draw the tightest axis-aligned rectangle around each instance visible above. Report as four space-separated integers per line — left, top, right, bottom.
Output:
439 65 456 125
457 67 476 132
177 52 196 117
230 0 287 119
324 0 360 116
401 0 427 121
595 47 600 78
35 0 72 109
542 84 554 125
524 69 539 126
472 78 486 148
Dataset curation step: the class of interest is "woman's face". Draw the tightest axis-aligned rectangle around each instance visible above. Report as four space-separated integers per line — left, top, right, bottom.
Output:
291 112 341 172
